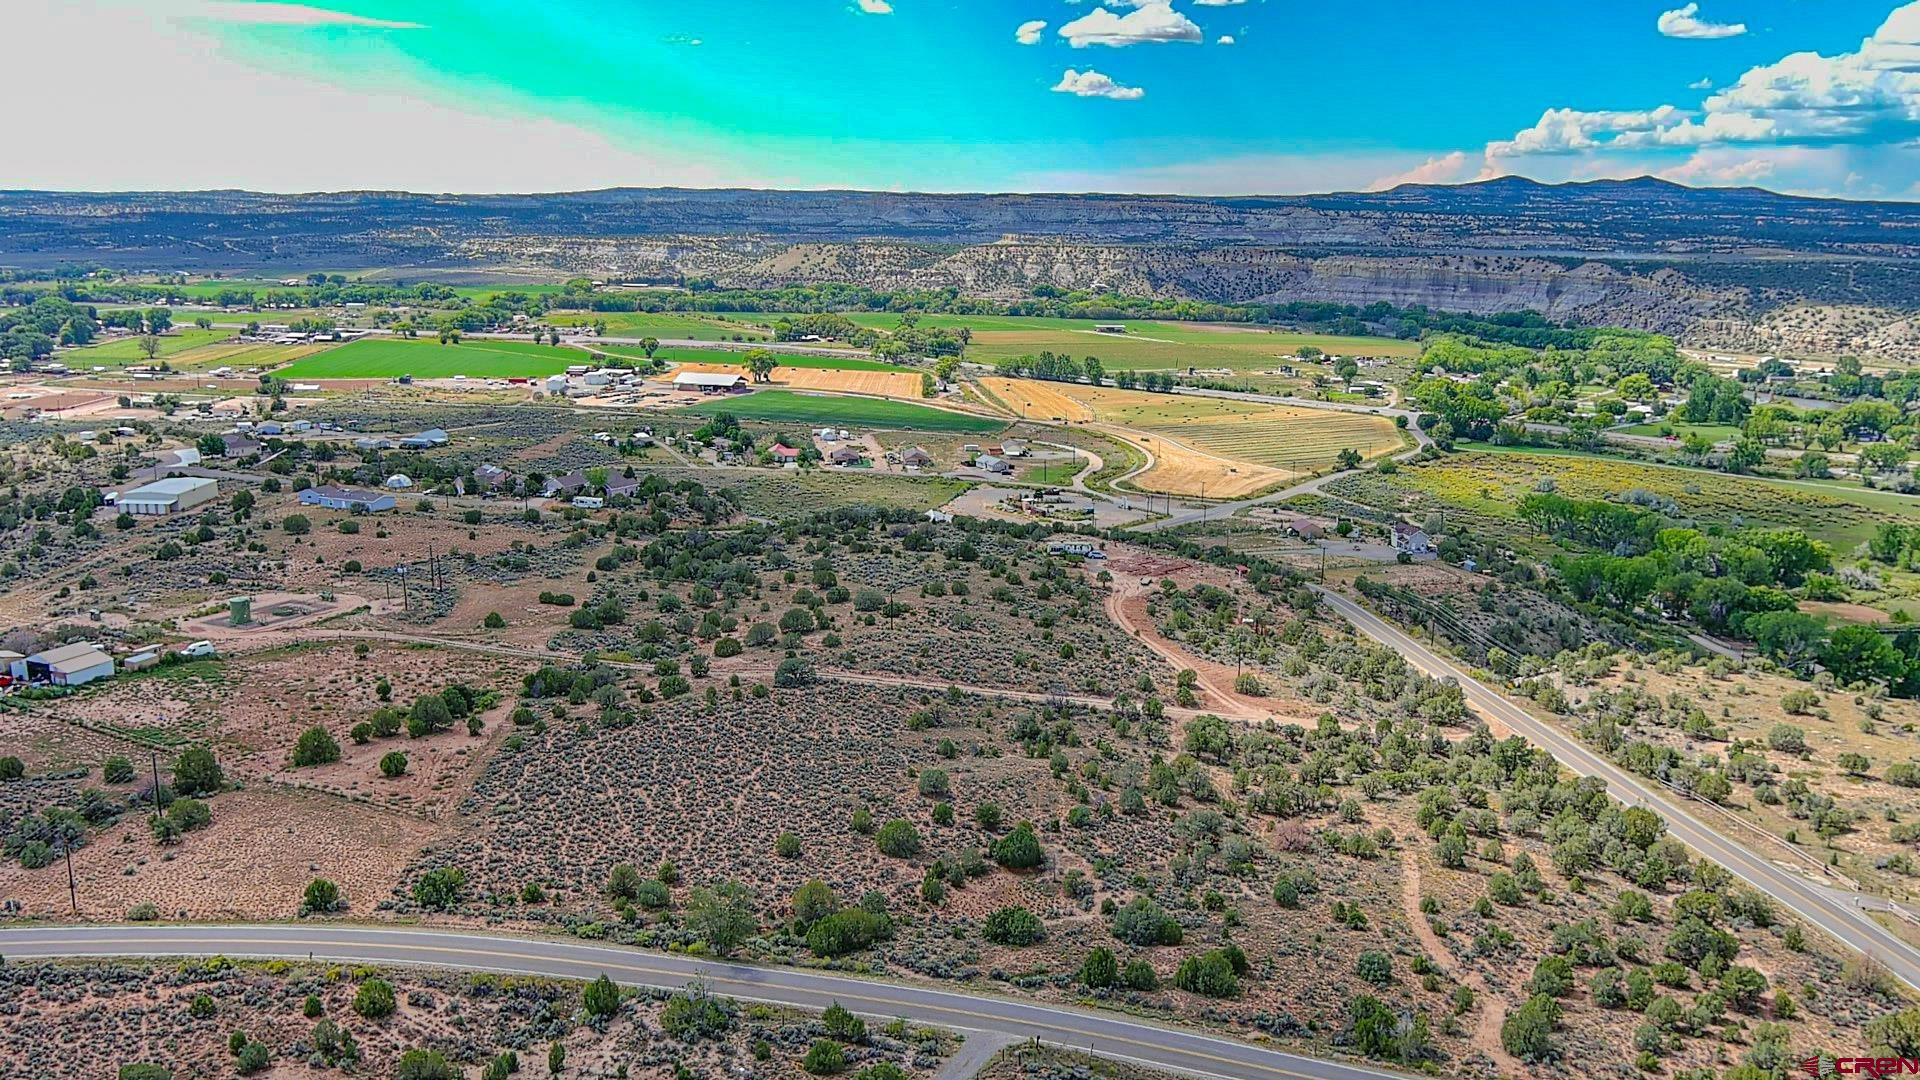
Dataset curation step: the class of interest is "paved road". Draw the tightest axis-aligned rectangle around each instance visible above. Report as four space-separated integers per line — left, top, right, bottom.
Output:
0 924 1402 1080
1313 585 1920 990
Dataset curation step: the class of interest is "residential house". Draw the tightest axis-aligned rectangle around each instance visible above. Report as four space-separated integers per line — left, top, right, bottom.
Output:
399 428 449 450
543 471 588 498
770 444 803 467
473 464 515 495
829 446 865 467
973 454 1012 475
605 474 642 498
900 446 933 470
1391 522 1431 555
298 485 397 513
1285 517 1327 540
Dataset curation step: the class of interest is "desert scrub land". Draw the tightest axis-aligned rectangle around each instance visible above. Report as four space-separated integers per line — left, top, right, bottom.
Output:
0 958 949 1079
385 560 1898 1077
1521 642 1920 899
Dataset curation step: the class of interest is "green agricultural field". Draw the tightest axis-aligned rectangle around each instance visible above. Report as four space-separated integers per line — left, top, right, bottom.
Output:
840 313 1417 370
685 389 1004 434
591 344 910 372
62 329 233 366
275 338 595 379
548 311 771 341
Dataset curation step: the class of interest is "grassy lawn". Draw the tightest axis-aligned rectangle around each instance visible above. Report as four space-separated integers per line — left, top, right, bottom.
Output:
1617 421 1743 442
686 389 1005 434
61 329 232 366
275 337 595 379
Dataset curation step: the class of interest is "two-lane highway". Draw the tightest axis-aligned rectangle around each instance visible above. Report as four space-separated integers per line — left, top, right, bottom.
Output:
0 923 1403 1080
1314 585 1920 991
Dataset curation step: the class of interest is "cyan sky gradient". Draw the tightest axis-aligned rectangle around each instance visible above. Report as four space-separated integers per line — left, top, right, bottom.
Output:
12 1 1920 197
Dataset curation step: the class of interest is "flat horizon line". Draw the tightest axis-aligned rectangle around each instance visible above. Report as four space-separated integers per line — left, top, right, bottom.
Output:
1 174 1910 207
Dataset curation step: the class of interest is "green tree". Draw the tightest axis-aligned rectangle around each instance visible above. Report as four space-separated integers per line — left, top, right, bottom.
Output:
582 974 621 1019
353 979 396 1019
1501 994 1560 1062
302 878 340 915
991 823 1044 869
291 726 341 767
875 819 922 858
172 748 223 795
395 1050 459 1080
745 348 780 383
412 866 466 910
686 880 758 955
1823 624 1905 685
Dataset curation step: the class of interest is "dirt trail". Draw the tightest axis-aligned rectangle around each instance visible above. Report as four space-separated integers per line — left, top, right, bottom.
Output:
1101 578 1311 723
1400 852 1524 1077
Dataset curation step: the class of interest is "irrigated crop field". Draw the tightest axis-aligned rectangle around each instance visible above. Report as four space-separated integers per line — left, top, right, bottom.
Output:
547 310 772 340
685 388 1005 433
274 337 594 379
843 313 1417 371
981 377 1401 497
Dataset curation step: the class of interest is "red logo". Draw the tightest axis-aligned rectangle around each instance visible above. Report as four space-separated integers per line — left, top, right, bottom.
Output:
1804 1059 1920 1078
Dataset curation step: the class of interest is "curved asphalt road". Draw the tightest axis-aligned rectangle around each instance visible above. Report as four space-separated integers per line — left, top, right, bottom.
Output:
1314 585 1920 991
0 923 1402 1080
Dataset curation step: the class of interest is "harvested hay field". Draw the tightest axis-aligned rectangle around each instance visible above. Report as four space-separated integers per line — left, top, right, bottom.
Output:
981 378 1400 497
668 361 925 400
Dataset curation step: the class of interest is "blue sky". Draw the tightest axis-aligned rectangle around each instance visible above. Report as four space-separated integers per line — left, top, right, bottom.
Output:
13 1 1920 197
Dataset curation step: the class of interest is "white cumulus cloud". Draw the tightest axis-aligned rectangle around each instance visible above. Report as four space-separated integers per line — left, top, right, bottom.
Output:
1016 19 1047 44
1052 68 1145 99
856 0 892 13
1657 3 1747 40
1058 3 1201 48
1484 2 1920 159
1688 76 1714 89
1217 34 1235 45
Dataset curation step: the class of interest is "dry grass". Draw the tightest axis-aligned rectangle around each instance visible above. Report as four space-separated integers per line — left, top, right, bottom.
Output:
667 362 926 400
980 378 1398 497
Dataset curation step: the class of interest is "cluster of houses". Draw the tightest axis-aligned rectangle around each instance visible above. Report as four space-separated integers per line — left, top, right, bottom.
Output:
1280 514 1432 556
963 439 1029 476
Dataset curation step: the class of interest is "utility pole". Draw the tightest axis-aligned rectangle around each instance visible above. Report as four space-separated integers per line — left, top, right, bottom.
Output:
150 750 164 812
62 839 78 914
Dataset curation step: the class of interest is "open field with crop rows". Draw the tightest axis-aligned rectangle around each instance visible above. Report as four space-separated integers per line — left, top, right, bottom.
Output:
685 388 1005 433
981 377 1400 497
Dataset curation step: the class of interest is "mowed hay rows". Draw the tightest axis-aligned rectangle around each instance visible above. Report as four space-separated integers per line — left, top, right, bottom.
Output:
982 377 1399 496
671 361 925 400
1176 411 1401 471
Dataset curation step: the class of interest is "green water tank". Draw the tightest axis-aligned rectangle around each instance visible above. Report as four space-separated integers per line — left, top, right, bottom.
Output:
229 596 252 625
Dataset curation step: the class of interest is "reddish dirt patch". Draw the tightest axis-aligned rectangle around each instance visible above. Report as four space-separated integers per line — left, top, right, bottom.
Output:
1399 849 1523 1077
0 785 437 920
